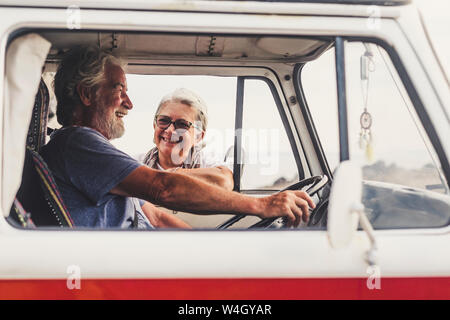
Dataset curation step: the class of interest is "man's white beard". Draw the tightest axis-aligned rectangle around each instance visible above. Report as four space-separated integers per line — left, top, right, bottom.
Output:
93 109 125 140
108 120 124 140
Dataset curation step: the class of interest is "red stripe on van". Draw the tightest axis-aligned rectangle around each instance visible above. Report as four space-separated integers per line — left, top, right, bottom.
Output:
0 277 449 299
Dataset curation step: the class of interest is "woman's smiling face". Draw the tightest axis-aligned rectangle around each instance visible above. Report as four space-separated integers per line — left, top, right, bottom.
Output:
153 101 201 167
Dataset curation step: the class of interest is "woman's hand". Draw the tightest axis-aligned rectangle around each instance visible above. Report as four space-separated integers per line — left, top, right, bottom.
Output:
141 201 192 229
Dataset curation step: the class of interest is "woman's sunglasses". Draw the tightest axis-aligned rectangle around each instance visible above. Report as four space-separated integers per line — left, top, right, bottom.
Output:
154 115 201 131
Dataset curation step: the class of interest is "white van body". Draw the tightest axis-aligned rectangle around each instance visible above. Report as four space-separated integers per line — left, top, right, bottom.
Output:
0 0 448 299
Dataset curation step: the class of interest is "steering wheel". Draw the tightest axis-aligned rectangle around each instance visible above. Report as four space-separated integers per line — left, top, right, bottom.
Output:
216 175 329 230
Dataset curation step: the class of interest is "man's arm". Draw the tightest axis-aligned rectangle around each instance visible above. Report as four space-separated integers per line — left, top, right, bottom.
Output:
111 166 314 227
171 166 233 191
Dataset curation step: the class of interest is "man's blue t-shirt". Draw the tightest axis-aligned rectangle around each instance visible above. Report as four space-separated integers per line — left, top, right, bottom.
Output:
41 126 151 228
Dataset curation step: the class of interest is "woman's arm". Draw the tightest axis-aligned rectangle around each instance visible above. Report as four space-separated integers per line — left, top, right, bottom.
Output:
141 201 192 229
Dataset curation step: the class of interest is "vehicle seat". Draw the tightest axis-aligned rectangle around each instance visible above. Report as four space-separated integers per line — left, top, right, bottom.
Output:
8 79 74 228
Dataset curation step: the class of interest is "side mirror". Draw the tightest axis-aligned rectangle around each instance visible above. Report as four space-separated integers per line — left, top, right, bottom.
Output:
327 160 363 249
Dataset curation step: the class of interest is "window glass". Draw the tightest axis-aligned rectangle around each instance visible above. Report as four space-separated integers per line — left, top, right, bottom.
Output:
302 42 450 229
240 79 298 190
112 75 237 165
415 0 450 75
301 48 339 171
110 74 238 229
344 42 447 195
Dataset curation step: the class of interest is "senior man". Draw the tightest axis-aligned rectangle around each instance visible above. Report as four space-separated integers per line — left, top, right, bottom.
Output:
41 45 314 229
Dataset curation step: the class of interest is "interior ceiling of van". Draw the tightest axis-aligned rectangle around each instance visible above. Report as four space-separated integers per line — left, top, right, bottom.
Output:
40 32 332 63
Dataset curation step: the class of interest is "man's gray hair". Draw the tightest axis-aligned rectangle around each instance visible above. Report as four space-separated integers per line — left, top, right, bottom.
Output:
155 88 208 131
53 45 123 126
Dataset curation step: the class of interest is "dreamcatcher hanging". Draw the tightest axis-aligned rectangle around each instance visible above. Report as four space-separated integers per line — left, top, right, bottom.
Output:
359 44 376 162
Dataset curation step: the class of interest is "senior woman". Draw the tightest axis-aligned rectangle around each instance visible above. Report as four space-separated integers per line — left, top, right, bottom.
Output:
142 88 234 190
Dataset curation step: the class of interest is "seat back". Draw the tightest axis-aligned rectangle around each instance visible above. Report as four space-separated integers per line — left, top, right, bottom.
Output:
10 147 74 227
27 77 49 152
9 79 74 228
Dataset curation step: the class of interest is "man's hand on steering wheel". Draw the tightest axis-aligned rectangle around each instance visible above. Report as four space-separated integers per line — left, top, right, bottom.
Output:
259 190 316 227
216 175 328 230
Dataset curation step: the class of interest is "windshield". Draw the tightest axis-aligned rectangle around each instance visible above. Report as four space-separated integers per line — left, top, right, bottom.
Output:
414 0 450 77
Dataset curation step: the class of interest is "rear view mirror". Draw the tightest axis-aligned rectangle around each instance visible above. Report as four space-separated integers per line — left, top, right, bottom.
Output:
327 160 362 249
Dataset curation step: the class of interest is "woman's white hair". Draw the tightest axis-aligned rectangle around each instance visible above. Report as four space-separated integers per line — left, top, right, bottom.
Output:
155 88 208 131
